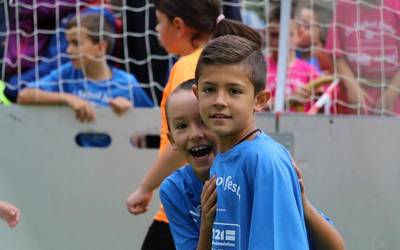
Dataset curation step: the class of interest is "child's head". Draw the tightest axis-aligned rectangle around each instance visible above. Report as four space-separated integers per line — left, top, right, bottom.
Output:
152 0 262 55
267 4 298 59
165 79 217 179
296 7 323 49
66 13 114 69
194 35 270 142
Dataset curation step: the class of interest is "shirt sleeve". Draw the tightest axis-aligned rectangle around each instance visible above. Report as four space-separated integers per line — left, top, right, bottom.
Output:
129 74 154 108
247 148 309 250
160 179 199 250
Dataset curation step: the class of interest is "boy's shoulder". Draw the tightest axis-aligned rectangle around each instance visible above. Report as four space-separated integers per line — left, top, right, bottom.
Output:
237 132 291 164
161 164 194 191
247 132 287 153
109 66 139 85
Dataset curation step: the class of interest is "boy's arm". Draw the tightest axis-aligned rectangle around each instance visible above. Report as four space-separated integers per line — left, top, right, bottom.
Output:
126 143 186 214
197 177 217 250
18 88 95 122
303 201 345 250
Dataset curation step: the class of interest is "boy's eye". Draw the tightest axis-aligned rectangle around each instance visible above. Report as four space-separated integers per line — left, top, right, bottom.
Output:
201 86 214 93
229 88 242 95
175 123 187 130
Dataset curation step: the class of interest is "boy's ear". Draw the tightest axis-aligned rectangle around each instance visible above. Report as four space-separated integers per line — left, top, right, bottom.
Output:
192 84 199 100
254 89 271 112
97 40 108 56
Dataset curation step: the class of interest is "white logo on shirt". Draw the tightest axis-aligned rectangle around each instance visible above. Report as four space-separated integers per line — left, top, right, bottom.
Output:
216 176 241 199
189 205 201 222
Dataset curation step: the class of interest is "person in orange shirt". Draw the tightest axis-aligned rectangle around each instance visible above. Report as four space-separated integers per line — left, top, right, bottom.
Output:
125 0 261 249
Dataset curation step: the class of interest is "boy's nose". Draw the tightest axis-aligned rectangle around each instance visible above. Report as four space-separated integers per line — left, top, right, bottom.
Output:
212 91 227 108
189 125 205 141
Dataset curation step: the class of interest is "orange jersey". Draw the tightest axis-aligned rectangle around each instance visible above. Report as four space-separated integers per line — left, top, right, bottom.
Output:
154 48 203 223
158 48 203 153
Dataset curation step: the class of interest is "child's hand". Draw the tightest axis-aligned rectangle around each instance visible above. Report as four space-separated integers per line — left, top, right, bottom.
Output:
126 186 153 215
376 88 398 115
64 94 96 122
289 85 312 104
0 201 20 228
109 97 132 115
201 176 217 229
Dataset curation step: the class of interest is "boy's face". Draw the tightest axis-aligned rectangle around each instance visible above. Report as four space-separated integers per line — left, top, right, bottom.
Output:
195 64 269 142
167 90 217 177
267 21 298 58
66 26 104 69
297 8 319 48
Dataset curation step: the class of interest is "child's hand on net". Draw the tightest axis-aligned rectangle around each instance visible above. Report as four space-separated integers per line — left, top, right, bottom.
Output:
109 97 132 115
201 176 217 229
126 186 153 215
0 201 20 228
64 94 96 122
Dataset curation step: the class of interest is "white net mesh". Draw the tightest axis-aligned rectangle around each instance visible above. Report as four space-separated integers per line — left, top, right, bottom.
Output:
0 0 399 116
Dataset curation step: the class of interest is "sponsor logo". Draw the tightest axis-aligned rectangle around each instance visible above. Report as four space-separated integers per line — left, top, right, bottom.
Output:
216 176 240 199
212 223 240 249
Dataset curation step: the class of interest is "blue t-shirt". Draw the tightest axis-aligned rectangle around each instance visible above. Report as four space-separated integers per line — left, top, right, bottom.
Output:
26 62 153 107
160 165 203 250
210 132 309 250
161 161 334 250
160 159 333 250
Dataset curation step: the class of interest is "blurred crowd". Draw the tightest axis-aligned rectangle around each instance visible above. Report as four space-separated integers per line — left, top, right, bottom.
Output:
0 0 399 117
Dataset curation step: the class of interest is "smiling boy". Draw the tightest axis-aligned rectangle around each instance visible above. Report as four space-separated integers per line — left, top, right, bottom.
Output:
160 79 217 250
193 35 309 249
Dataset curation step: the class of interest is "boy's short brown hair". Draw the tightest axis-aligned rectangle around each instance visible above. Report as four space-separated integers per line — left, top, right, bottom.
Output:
67 12 115 55
195 35 266 94
165 79 197 132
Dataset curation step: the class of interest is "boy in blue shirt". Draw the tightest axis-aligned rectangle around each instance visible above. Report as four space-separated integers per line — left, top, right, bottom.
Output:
160 79 218 250
17 12 153 122
193 35 308 249
162 80 344 250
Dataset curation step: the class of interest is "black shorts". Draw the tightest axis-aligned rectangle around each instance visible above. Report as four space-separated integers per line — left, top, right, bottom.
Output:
141 220 175 250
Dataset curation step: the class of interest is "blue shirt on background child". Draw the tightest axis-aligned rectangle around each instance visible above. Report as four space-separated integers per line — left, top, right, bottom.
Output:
26 62 154 107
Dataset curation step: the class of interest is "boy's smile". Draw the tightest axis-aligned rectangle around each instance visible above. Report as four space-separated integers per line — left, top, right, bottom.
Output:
195 64 269 151
167 90 217 180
